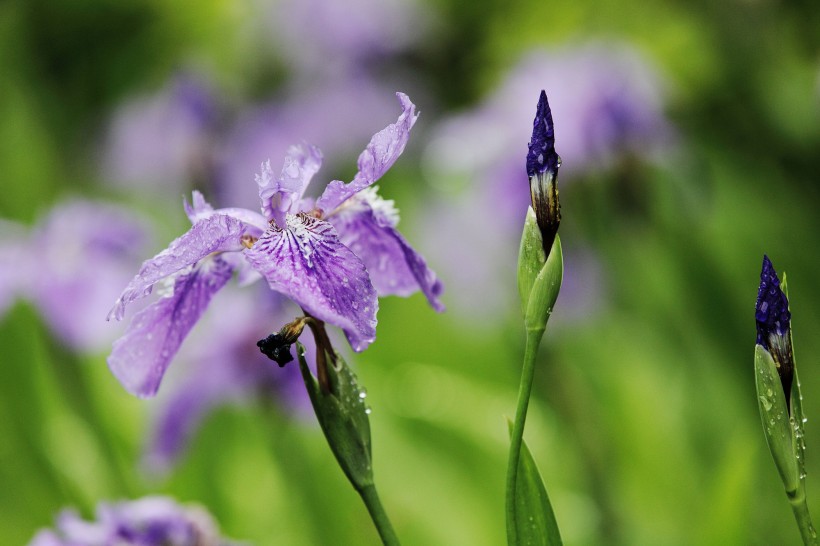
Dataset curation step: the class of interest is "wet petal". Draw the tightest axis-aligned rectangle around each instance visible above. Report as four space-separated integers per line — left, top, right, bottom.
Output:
316 92 418 213
108 214 245 321
244 214 377 351
257 144 322 225
183 190 214 223
330 188 444 311
107 257 233 397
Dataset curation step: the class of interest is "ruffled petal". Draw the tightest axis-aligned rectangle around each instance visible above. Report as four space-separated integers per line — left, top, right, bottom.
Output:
183 190 214 223
108 214 245 321
330 188 444 311
257 144 322 226
107 257 233 397
316 92 418 213
244 214 378 351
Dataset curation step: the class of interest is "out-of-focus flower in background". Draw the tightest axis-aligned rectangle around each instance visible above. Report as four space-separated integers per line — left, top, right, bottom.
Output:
263 0 434 77
99 74 222 195
28 496 237 546
422 42 675 325
0 200 152 352
143 284 310 472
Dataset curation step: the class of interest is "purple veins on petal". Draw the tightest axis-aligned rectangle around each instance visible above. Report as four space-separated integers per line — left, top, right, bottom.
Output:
108 257 233 398
316 92 419 213
258 144 323 226
244 213 378 351
108 213 246 321
330 187 444 311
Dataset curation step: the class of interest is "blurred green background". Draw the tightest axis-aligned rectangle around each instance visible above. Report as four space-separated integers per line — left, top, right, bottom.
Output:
2 0 820 544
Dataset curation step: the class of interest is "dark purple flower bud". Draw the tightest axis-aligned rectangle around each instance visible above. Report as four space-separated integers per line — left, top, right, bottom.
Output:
526 90 559 178
527 90 561 256
257 317 309 367
755 255 794 410
257 333 295 366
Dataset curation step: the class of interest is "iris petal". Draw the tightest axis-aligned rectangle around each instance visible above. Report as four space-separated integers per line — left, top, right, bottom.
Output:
107 257 233 397
316 92 418 213
244 214 378 351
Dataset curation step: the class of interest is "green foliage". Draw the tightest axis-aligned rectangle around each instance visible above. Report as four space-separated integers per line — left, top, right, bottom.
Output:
507 419 562 546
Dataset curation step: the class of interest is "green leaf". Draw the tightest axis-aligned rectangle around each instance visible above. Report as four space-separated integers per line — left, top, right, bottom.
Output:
296 342 373 490
507 419 563 546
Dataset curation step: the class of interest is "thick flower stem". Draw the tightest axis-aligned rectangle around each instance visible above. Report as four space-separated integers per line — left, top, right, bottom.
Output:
788 487 818 545
505 327 545 545
359 484 401 546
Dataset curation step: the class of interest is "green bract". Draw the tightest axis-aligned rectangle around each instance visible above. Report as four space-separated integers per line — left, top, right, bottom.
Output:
297 342 373 490
517 207 563 333
755 344 800 494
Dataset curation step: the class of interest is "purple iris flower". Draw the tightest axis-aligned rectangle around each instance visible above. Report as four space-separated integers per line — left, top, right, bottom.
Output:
108 92 443 398
28 496 236 546
755 255 794 407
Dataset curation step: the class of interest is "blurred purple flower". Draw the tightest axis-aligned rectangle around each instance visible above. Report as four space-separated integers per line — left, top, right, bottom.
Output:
28 496 236 546
143 285 311 471
108 92 443 398
422 43 673 324
426 43 673 188
0 201 152 352
100 74 219 193
264 0 433 76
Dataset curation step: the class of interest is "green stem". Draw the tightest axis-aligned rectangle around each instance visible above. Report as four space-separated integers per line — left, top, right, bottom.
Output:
359 484 401 546
789 487 818 545
505 327 545 546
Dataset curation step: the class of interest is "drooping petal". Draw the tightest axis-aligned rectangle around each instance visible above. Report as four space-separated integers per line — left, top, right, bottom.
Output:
257 144 323 226
107 257 233 398
244 214 378 351
108 214 245 321
329 188 444 311
316 92 418 213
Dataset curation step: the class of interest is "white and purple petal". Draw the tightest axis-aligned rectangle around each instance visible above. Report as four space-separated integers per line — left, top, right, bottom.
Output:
108 214 245 321
244 214 378 351
257 144 323 226
330 188 444 311
107 257 233 398
316 92 418 213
